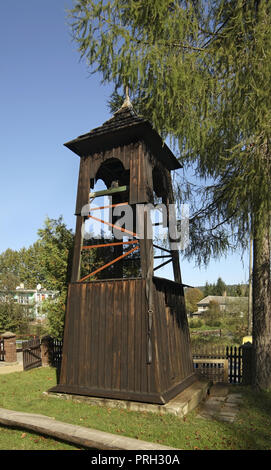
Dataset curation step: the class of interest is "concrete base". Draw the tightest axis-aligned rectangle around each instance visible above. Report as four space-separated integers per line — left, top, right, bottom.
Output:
45 377 210 418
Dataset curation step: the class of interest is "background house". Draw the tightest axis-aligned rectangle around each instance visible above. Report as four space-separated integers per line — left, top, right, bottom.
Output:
0 283 58 319
193 294 248 317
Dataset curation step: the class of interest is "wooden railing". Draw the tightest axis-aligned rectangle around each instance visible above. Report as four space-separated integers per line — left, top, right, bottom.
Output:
19 337 247 386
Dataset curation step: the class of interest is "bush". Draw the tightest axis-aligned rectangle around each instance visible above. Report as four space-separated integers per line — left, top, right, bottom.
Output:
189 318 204 328
205 318 222 327
42 291 67 340
0 299 34 335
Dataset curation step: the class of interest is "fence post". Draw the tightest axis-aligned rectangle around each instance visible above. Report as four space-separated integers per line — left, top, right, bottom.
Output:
41 335 52 367
240 342 254 385
2 332 17 363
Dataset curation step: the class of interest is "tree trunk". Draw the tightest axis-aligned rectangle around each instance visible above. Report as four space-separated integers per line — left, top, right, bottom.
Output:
248 234 253 335
252 220 271 390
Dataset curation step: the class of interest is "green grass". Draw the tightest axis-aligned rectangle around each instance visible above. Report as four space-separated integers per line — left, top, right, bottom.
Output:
0 426 80 450
0 367 271 450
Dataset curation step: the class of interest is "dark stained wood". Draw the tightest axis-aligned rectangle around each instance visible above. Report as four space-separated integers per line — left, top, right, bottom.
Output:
165 169 183 285
57 102 196 405
142 143 154 203
22 338 42 371
127 279 135 393
71 215 84 282
112 280 120 390
129 143 138 205
64 106 181 172
120 279 128 391
104 282 113 390
134 279 141 392
88 145 131 181
75 156 91 216
152 277 195 392
51 277 196 404
98 282 106 389
91 281 99 387
77 283 85 386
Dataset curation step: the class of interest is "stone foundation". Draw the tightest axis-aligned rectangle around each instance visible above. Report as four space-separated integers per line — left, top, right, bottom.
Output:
45 377 210 418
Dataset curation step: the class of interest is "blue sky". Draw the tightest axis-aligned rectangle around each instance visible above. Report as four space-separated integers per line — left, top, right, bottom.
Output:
0 0 249 287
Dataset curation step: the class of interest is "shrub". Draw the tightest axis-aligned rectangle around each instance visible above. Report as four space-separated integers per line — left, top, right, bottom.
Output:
189 318 204 328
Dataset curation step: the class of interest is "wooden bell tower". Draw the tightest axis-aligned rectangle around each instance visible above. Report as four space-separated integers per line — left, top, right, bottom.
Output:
50 95 196 404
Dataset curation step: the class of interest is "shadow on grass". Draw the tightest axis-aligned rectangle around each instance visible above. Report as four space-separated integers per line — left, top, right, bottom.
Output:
230 385 271 450
239 385 271 416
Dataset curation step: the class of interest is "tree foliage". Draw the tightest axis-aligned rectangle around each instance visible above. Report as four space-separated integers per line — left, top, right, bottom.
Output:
36 217 74 292
68 0 271 256
0 217 74 338
203 277 226 296
203 277 248 297
0 217 74 292
185 287 204 313
0 295 34 335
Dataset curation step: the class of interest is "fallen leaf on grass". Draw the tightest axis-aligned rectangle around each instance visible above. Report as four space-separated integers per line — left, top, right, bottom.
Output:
21 433 26 439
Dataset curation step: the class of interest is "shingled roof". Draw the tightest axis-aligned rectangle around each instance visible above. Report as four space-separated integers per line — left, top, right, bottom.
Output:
64 98 181 171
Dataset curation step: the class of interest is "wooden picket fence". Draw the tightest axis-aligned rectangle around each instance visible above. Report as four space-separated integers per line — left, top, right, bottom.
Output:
192 345 243 384
48 337 63 369
25 338 244 385
46 340 243 384
22 337 42 371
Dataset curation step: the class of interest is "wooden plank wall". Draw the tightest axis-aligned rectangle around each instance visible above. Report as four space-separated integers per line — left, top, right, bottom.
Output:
54 277 195 404
152 277 194 396
58 279 158 402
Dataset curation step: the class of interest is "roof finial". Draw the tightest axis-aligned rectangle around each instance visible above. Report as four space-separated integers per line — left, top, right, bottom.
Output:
121 85 132 109
125 85 129 99
113 84 135 117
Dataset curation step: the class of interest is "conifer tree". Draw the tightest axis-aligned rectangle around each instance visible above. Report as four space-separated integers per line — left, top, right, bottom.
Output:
68 0 271 389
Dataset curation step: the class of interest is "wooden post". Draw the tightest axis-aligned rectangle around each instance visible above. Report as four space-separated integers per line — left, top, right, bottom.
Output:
165 170 182 286
71 215 84 282
41 335 53 367
138 206 154 364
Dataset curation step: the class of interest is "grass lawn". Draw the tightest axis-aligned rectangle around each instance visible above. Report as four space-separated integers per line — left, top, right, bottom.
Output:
0 367 271 450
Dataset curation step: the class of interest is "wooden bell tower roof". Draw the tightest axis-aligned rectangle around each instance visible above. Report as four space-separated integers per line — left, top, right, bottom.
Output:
64 96 181 171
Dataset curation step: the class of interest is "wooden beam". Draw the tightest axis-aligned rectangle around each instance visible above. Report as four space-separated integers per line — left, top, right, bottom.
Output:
165 170 182 285
71 216 84 282
87 213 138 238
89 185 128 198
153 243 172 254
153 258 172 272
88 202 128 212
79 246 139 282
82 240 138 250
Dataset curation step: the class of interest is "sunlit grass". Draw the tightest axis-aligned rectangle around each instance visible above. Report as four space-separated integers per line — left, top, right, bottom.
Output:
0 367 270 450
